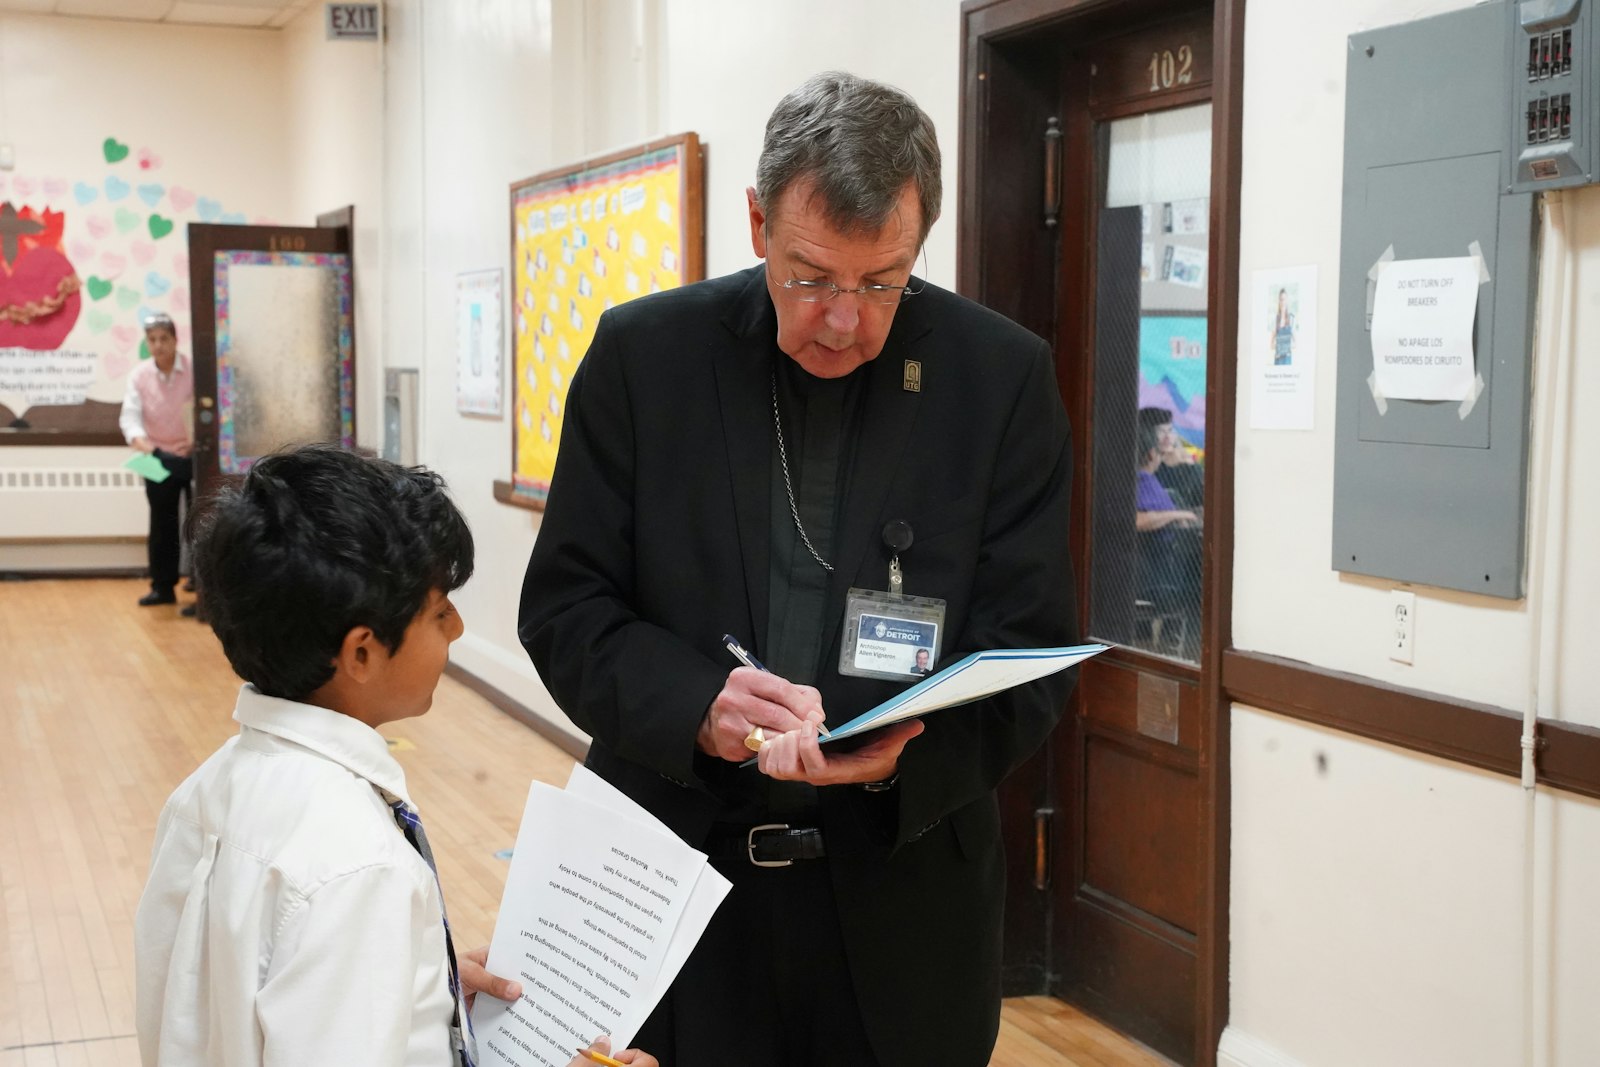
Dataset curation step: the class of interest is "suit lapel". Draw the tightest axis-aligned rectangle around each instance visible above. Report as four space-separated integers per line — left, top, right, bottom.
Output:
713 269 777 649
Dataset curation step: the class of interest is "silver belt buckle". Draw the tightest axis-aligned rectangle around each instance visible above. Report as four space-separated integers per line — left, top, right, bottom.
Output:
747 822 792 868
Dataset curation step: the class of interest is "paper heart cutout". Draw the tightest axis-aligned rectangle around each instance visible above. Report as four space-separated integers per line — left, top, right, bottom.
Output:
130 241 156 266
137 148 162 170
112 324 137 347
69 239 96 263
86 215 111 239
137 183 165 208
43 178 68 198
196 197 222 222
103 137 130 164
148 215 175 240
86 276 113 301
169 285 190 312
88 308 113 332
13 176 36 197
220 212 246 225
144 272 171 298
114 207 140 234
105 175 130 201
168 186 195 212
99 252 127 276
73 182 99 205
116 286 141 309
171 252 189 275
0 245 82 348
102 351 132 380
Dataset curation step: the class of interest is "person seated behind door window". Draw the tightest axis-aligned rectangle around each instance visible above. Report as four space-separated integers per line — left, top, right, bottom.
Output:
133 444 653 1067
1135 419 1202 639
1136 419 1200 536
1137 405 1204 512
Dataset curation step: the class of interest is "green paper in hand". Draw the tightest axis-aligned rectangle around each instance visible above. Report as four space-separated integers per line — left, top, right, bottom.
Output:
124 451 170 483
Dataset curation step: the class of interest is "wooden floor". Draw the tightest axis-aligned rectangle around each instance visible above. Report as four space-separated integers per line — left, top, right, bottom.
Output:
0 578 1170 1067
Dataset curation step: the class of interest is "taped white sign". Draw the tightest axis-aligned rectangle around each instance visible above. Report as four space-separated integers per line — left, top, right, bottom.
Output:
1370 257 1479 402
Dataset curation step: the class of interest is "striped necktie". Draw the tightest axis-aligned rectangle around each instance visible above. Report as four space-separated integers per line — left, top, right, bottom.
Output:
389 798 477 1067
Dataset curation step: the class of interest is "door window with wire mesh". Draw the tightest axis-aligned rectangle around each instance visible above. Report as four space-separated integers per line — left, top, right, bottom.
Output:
1087 104 1210 663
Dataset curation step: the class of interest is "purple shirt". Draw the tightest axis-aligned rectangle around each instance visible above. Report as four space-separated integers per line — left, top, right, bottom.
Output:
1137 470 1176 512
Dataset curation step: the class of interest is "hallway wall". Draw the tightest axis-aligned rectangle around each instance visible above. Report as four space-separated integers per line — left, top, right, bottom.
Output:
1225 1 1600 1063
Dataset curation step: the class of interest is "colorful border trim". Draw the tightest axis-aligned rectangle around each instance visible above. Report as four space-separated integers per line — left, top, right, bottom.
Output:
213 250 354 474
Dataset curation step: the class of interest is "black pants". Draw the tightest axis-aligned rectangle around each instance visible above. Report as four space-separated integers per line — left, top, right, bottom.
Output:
633 850 881 1067
144 450 192 594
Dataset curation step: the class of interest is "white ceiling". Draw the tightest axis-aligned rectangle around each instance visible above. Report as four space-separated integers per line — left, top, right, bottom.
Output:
0 0 317 29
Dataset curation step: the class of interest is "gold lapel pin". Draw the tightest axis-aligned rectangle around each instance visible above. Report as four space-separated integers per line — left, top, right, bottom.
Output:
903 359 922 392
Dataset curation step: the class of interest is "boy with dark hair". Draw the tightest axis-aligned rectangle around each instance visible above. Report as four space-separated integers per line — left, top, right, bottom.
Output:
135 444 650 1067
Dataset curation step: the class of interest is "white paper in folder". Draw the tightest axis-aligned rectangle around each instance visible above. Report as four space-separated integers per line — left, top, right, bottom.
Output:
469 766 730 1067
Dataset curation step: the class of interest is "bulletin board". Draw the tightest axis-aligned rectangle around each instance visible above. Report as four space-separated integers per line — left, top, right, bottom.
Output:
494 133 704 510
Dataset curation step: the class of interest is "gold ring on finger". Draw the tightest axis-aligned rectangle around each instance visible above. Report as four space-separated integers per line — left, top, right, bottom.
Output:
743 726 766 753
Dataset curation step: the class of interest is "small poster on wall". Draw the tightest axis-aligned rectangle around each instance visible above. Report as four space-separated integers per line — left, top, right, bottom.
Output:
1249 264 1318 430
455 268 504 417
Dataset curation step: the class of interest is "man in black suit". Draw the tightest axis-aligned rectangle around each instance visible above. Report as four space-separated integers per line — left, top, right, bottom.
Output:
519 71 1076 1066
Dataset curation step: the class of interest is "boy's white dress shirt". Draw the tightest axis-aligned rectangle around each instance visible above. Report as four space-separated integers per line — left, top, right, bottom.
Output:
135 685 458 1066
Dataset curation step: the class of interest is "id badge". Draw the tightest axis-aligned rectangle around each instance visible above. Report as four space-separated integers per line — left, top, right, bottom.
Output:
838 587 948 682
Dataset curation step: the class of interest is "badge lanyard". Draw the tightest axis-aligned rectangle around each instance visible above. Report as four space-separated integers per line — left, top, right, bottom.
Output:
838 520 949 682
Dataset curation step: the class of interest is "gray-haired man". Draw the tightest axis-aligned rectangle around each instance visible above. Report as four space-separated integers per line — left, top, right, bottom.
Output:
520 71 1077 1065
119 311 195 609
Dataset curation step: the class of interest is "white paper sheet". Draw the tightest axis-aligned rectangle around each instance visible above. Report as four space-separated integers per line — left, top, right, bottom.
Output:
1249 265 1318 431
1370 257 1480 401
469 775 725 1067
561 766 731 1043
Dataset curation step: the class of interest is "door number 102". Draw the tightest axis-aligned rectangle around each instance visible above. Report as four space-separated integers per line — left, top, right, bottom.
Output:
1148 46 1195 92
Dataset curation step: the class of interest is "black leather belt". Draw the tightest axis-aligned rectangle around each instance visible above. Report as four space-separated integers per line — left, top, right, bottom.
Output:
707 822 826 867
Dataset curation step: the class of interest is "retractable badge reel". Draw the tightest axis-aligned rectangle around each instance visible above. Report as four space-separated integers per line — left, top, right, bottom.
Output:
838 520 949 682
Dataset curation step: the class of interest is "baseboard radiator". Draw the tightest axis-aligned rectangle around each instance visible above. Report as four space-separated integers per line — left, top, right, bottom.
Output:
0 467 150 573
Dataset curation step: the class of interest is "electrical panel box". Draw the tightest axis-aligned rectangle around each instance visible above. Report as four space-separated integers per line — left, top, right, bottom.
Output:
1334 3 1539 599
1510 0 1593 191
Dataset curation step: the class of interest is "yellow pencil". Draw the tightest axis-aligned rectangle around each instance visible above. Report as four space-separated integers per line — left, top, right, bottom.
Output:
576 1047 626 1067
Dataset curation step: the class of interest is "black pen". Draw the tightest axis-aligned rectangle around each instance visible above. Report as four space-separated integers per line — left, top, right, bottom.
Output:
722 634 830 737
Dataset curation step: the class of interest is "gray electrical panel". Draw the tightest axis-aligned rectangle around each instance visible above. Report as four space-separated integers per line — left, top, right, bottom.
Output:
1333 3 1539 599
1510 0 1593 191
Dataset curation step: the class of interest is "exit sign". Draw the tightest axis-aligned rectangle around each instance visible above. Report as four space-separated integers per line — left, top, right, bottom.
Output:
326 3 380 40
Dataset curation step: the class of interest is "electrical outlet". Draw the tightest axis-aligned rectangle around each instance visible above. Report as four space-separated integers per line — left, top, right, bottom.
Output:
1389 589 1416 664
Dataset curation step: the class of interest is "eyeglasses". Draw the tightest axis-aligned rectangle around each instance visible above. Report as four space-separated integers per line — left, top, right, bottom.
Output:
777 277 924 304
771 249 927 305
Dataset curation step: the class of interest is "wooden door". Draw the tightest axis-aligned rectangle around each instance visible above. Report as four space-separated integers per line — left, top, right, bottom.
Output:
186 221 355 502
960 2 1237 1063
1055 16 1215 1064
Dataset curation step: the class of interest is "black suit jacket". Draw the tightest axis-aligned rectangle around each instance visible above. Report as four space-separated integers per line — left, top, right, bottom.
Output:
519 266 1077 1064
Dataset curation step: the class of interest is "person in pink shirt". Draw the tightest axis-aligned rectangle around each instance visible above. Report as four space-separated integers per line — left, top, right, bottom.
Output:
119 312 195 608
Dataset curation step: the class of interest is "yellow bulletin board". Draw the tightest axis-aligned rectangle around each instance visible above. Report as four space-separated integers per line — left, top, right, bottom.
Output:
494 133 705 510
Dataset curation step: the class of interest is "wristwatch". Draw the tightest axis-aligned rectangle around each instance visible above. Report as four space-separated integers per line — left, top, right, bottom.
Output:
860 772 900 793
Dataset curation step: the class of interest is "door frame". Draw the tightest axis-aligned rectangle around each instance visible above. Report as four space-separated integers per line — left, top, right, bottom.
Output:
186 221 355 501
957 0 1244 1061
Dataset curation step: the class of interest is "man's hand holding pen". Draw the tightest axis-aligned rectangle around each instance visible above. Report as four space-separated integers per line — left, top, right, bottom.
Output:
699 634 923 785
695 666 825 762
